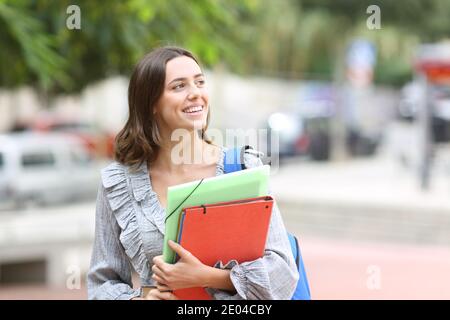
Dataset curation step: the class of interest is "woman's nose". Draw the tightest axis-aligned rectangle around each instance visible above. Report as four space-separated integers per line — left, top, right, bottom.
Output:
187 83 201 99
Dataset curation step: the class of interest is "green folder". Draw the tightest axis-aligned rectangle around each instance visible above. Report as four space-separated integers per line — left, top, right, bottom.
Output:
163 165 270 263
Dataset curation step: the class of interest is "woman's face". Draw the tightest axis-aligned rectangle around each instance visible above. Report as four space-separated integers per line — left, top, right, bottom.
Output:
154 55 209 136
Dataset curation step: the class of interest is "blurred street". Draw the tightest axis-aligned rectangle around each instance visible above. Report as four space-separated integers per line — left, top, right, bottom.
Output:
1 150 450 299
2 0 450 300
1 238 449 300
276 150 450 299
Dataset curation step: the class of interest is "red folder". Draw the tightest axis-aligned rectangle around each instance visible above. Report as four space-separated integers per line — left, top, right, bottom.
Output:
173 196 274 300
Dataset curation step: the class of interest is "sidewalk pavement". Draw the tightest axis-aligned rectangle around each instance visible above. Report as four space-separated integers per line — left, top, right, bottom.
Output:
1 236 448 300
299 236 450 299
271 153 450 299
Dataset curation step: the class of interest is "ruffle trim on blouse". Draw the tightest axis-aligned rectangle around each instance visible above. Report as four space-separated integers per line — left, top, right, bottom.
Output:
100 162 152 276
128 164 166 235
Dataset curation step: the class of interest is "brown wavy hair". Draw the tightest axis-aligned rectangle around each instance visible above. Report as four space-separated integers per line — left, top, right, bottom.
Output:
114 46 211 169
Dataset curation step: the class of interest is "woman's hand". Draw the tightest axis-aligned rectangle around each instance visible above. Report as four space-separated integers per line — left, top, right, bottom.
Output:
143 288 179 300
131 287 178 300
152 240 208 290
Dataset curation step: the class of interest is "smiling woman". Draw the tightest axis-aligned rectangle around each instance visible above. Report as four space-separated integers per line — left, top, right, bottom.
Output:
153 55 209 143
87 46 299 301
114 47 213 169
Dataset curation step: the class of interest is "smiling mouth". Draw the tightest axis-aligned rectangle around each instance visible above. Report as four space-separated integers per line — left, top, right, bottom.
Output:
182 105 204 114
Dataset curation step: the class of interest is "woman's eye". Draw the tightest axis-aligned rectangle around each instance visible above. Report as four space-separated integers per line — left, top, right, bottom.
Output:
173 83 185 90
196 80 205 86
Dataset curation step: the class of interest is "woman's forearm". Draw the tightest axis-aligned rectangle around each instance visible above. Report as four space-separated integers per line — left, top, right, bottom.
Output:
201 266 236 292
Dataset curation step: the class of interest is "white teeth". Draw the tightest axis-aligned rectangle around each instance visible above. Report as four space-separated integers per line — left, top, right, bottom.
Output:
183 105 203 113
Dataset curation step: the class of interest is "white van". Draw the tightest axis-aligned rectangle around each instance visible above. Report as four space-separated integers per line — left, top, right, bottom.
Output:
0 132 102 209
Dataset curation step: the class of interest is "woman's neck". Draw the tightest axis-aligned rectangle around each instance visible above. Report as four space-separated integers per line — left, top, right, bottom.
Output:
152 130 218 174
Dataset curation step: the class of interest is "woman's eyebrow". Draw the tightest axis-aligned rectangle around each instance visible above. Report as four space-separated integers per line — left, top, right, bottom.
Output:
167 73 204 85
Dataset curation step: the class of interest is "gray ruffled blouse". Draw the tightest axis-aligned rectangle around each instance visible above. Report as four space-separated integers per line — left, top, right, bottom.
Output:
87 147 299 300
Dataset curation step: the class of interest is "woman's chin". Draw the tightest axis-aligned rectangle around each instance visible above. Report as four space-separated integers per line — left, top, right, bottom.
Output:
178 116 207 130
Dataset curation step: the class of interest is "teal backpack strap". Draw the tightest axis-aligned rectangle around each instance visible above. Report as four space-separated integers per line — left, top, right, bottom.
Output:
288 234 311 300
223 146 249 174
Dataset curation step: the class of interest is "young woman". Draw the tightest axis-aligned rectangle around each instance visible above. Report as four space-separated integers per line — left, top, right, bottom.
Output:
87 46 299 300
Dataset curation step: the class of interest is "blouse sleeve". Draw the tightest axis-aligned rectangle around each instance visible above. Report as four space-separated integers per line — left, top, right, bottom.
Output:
206 149 299 300
86 183 141 300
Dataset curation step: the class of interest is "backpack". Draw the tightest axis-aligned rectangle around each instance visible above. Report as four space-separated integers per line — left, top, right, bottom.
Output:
223 146 311 300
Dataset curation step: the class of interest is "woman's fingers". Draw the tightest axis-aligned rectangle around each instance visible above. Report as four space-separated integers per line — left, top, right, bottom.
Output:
145 289 178 300
153 255 168 270
143 289 160 300
152 265 167 282
161 291 178 300
168 240 192 260
156 282 172 292
152 273 167 286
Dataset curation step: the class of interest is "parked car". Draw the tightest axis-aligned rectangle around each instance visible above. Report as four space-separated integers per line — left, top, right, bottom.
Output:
0 132 101 209
265 82 334 161
266 81 383 161
28 117 115 159
265 111 331 161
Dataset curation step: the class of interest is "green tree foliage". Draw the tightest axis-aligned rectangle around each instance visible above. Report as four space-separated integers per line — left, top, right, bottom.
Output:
301 0 450 41
1 0 449 93
298 0 450 85
0 1 69 90
0 0 257 93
